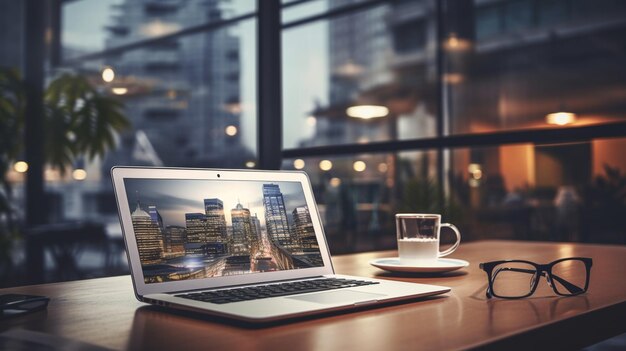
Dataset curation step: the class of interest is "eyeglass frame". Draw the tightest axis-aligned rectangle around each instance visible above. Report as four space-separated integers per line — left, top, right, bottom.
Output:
479 257 593 299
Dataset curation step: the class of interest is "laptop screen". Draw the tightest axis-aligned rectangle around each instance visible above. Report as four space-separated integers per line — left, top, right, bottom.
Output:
123 178 324 284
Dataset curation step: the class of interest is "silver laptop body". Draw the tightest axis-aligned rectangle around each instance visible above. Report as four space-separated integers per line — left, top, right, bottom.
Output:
111 167 450 323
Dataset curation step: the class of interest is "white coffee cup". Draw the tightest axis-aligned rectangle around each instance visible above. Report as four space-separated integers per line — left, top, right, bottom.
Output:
396 213 461 265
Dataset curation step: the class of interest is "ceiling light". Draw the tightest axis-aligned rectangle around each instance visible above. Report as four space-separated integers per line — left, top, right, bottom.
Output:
319 160 333 171
102 67 115 83
546 112 577 126
346 105 389 119
353 161 366 172
293 159 305 170
72 169 87 181
112 87 128 95
14 161 28 173
225 125 238 136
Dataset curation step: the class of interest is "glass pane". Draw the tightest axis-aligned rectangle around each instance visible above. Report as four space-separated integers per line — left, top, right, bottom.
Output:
448 138 626 244
282 0 326 23
283 0 401 24
282 2 438 148
62 0 256 59
282 155 395 253
447 0 626 135
551 259 588 295
88 21 257 170
0 1 22 69
1 19 256 287
281 136 626 253
491 261 537 298
282 150 439 253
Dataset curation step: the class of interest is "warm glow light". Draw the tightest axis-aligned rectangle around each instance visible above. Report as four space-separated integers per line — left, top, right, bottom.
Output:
472 169 483 180
448 36 460 47
245 161 256 168
306 116 317 126
468 163 483 180
353 160 366 172
378 163 388 173
335 61 363 77
44 169 61 181
468 163 481 173
443 73 463 84
319 160 333 171
225 125 238 136
102 67 115 82
72 169 87 181
14 161 28 173
112 87 128 95
140 20 180 37
444 34 471 51
224 102 242 114
346 105 389 119
330 177 342 187
546 112 577 126
293 159 305 170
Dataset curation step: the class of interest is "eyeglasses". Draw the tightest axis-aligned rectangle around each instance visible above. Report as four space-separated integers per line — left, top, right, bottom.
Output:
479 257 592 299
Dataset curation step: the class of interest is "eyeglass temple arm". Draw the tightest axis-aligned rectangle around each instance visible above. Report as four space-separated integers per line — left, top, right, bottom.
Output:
492 267 584 295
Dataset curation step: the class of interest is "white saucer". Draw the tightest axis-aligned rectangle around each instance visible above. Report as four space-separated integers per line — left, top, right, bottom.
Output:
369 258 469 273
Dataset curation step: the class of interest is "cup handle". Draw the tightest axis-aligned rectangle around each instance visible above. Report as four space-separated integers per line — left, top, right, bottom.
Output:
438 223 461 257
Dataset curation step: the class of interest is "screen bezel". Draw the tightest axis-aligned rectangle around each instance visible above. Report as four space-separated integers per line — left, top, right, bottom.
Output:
111 167 335 297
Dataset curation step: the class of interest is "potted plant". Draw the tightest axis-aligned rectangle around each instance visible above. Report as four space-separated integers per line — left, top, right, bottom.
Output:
0 67 130 282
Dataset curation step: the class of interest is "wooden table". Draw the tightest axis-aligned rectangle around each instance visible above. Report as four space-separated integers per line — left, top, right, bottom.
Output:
1 240 625 350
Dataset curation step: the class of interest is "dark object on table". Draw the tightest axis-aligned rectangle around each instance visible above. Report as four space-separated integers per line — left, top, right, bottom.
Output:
0 294 50 318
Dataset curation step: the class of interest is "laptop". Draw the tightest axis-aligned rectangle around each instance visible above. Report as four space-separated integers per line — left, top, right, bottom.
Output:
111 166 450 323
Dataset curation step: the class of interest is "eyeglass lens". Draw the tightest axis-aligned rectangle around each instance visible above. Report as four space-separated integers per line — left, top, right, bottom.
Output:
550 259 588 295
491 261 537 298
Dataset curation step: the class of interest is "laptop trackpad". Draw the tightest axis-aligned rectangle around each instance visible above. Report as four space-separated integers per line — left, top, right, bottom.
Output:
287 290 386 304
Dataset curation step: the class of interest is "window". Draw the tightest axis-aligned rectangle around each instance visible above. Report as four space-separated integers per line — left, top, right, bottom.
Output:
393 19 427 54
31 1 257 233
476 5 502 40
280 0 626 252
2 1 625 289
504 0 532 31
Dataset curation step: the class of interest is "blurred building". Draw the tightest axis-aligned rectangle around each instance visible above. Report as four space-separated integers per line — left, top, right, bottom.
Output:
307 0 626 192
101 0 249 168
0 0 22 69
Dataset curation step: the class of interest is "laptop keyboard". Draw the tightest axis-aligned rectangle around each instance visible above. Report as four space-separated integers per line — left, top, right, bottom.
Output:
174 278 379 304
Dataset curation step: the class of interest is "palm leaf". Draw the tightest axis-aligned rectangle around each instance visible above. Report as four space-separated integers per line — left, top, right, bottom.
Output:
44 73 130 170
